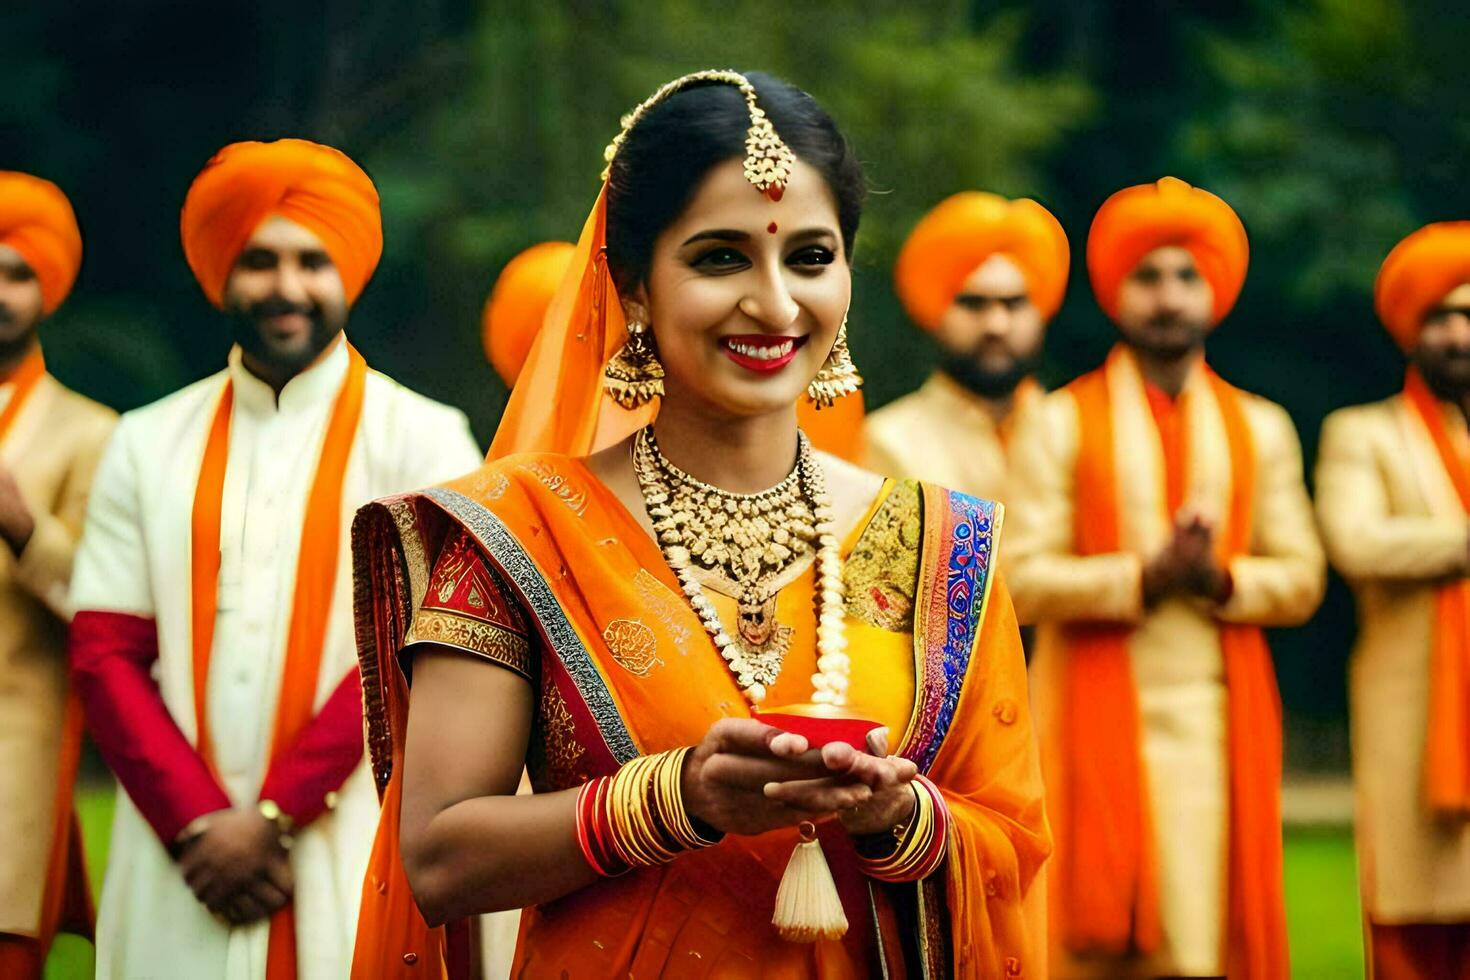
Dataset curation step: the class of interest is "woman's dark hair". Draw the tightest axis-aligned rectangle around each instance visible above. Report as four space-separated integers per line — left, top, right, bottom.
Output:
605 71 866 294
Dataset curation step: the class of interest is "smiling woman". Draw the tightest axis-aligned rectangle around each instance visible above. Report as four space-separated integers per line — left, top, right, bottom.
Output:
349 70 1050 979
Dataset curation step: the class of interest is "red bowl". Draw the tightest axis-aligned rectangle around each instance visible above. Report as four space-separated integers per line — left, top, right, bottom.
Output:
753 703 881 751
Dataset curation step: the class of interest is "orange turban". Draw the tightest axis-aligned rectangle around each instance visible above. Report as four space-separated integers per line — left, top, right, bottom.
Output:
482 241 576 386
1375 222 1470 351
180 139 381 309
1087 176 1249 325
0 172 82 315
894 191 1069 330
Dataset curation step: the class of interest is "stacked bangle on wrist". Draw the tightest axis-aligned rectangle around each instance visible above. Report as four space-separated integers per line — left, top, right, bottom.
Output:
575 748 722 877
857 775 950 883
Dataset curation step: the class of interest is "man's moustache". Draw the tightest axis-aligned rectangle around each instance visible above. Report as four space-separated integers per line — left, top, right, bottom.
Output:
249 298 319 321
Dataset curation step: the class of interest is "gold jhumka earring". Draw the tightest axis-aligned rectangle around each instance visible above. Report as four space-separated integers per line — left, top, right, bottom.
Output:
806 313 863 408
603 319 664 409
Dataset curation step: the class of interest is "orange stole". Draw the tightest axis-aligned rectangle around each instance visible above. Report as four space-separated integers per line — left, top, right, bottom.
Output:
0 346 45 442
190 344 367 979
1061 357 1287 976
1403 369 1470 815
2 347 94 951
351 461 1046 978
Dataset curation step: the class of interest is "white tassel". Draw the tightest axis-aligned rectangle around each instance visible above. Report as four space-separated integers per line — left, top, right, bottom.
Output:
772 821 848 942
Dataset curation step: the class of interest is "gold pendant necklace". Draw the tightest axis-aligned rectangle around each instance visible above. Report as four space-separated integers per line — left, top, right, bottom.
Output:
633 426 850 705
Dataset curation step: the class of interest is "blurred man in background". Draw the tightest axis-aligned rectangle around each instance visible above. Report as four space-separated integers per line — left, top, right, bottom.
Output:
1317 222 1470 979
0 172 116 979
866 191 1067 502
67 139 482 979
1008 177 1324 978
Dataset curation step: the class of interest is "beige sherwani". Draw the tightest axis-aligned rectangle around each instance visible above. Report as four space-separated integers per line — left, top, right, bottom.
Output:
1317 396 1470 923
1006 349 1324 976
0 370 115 935
865 372 1040 503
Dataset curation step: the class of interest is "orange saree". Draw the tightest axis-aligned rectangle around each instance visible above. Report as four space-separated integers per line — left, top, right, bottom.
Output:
350 455 1049 978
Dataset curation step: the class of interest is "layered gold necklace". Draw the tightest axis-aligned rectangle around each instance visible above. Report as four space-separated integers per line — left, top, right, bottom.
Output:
633 426 850 705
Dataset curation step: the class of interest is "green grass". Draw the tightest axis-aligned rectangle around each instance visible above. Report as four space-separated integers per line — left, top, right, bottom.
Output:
45 784 1367 978
1286 827 1365 979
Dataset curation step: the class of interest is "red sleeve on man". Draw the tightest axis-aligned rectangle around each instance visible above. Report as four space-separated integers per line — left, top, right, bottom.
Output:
68 610 231 843
257 668 365 826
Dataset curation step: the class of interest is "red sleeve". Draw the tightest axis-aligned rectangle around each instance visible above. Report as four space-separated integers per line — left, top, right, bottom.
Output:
68 610 232 844
258 668 365 828
402 529 534 678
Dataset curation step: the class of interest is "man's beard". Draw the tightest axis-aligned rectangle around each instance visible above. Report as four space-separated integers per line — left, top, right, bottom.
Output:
227 296 342 376
0 304 39 364
1415 347 1470 401
940 346 1039 400
1123 314 1210 361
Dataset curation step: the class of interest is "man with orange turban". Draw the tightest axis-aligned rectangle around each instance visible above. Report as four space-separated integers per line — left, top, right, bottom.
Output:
66 139 482 980
1007 177 1324 977
865 191 1066 501
0 172 115 978
1317 222 1470 978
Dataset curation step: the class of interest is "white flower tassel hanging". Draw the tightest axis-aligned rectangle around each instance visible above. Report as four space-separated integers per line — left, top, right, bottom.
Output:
772 821 848 942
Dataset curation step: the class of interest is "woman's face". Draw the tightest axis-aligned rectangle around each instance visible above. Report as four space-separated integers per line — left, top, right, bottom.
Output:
632 157 851 420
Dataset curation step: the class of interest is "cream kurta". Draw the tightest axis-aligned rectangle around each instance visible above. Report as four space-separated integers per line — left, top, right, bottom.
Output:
1006 351 1324 976
69 340 483 979
0 370 115 935
1317 396 1470 923
864 372 1040 504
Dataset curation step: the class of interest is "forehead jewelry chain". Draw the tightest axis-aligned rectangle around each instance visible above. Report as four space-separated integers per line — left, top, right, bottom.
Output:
602 69 795 201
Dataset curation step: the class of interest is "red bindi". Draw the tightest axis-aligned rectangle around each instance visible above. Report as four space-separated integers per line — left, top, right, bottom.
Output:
767 222 778 234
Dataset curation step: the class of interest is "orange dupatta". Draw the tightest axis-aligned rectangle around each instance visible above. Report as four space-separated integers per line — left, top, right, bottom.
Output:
1403 368 1470 815
190 343 367 980
1061 349 1287 976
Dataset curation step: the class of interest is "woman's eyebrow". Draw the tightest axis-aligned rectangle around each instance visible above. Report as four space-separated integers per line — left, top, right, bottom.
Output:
681 229 750 246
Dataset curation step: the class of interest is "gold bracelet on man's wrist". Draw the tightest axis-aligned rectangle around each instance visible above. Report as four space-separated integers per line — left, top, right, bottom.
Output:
257 799 296 850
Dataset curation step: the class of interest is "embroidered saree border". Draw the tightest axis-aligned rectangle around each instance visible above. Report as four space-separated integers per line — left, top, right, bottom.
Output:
424 487 639 765
352 496 426 793
901 485 1001 773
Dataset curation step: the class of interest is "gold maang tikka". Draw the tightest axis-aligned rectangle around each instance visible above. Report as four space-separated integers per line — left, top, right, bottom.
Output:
601 69 796 200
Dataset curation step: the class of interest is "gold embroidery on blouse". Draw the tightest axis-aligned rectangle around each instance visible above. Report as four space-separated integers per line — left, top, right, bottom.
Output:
601 618 662 676
517 460 588 517
405 608 533 679
539 681 587 788
844 481 922 632
386 498 430 607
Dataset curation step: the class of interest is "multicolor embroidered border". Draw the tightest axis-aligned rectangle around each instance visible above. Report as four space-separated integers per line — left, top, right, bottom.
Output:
425 487 640 765
903 486 1000 773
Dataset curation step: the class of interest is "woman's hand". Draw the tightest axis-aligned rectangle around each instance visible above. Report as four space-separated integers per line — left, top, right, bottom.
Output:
758 728 917 834
759 726 920 837
682 718 876 836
